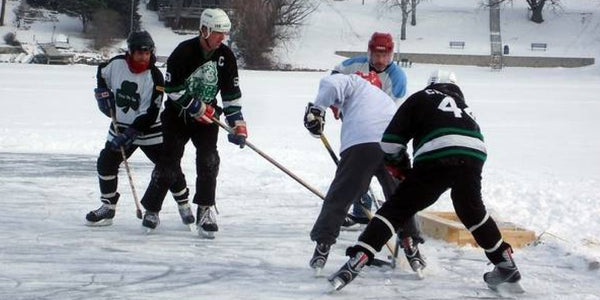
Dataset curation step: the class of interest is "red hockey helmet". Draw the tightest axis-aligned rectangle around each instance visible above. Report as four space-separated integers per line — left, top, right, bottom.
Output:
368 32 394 53
355 71 382 89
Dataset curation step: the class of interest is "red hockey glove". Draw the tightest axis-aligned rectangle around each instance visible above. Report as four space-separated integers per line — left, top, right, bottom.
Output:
188 99 215 124
227 120 247 148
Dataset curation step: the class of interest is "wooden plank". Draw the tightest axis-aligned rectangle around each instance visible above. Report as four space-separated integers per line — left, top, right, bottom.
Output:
417 211 536 248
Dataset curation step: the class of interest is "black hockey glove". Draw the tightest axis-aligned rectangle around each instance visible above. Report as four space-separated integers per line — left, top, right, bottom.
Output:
303 102 325 138
110 127 139 151
94 87 115 118
384 151 411 180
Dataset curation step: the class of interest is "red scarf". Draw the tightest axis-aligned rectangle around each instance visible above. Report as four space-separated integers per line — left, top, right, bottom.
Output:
125 54 150 74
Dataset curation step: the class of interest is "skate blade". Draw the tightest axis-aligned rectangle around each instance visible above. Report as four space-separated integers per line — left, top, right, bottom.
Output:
329 277 345 291
492 281 525 294
85 219 113 227
410 261 425 279
187 223 197 232
198 229 216 239
414 268 425 280
142 225 156 235
313 267 323 277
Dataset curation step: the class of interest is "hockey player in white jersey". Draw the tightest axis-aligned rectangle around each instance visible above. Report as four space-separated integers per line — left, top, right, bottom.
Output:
332 32 424 273
333 32 409 228
86 31 193 227
304 72 422 275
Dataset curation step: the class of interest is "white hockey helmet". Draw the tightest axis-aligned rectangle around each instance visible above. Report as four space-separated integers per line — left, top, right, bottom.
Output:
200 8 231 37
427 69 458 86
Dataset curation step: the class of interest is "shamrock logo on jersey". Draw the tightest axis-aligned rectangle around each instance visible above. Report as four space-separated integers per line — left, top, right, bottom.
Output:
116 81 140 113
186 60 219 103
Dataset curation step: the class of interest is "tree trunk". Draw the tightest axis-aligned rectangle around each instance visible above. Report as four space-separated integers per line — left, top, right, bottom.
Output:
174 0 183 29
410 0 417 26
0 0 7 26
529 0 545 23
400 0 408 40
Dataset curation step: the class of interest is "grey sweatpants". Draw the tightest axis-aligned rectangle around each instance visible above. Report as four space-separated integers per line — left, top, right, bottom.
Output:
310 143 420 245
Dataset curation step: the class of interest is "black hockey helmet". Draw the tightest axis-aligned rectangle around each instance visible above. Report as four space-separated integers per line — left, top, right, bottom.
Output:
127 31 155 53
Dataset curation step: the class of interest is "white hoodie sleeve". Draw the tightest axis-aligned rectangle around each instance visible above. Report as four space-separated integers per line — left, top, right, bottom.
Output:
313 74 351 110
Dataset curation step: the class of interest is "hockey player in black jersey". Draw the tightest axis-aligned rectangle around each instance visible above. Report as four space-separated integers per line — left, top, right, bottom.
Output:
139 8 247 238
86 31 193 227
329 70 524 293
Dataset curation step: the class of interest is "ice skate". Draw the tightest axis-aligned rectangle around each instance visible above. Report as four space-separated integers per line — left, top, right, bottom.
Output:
484 247 525 294
85 203 116 226
309 243 331 277
400 236 426 279
197 206 218 239
142 211 160 232
328 251 369 291
177 202 196 230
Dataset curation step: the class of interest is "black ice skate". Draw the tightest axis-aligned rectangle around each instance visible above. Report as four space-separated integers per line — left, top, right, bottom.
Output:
328 251 369 291
197 206 218 239
484 247 524 294
400 236 426 278
85 203 116 226
142 211 160 231
309 243 331 277
177 202 195 227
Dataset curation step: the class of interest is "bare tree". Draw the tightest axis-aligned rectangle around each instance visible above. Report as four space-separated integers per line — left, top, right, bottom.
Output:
410 0 420 26
230 0 318 69
488 0 560 23
173 0 183 29
1 0 7 26
90 9 122 49
381 0 421 40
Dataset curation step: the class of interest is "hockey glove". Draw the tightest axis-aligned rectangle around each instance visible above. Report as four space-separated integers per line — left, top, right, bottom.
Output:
303 102 325 138
384 151 411 180
188 98 215 124
94 87 115 118
226 112 247 148
110 127 139 151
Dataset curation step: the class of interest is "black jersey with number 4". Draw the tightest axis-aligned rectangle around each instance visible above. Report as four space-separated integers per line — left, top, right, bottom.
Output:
381 83 487 165
164 36 242 115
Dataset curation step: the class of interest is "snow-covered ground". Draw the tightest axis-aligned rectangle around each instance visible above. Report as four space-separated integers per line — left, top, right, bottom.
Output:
1 0 600 299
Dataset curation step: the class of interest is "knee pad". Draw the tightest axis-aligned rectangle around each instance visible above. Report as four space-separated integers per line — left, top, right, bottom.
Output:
196 151 220 178
151 165 177 188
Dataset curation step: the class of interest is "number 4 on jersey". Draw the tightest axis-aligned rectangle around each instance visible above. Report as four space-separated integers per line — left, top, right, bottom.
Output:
437 97 476 120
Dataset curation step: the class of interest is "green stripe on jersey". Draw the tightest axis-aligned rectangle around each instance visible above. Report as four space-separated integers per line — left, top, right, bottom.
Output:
417 127 483 150
164 84 186 93
414 148 487 163
382 133 408 144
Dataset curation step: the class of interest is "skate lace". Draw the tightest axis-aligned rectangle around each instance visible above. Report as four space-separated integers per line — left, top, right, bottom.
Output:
145 212 159 223
94 204 114 216
178 203 193 217
199 207 216 225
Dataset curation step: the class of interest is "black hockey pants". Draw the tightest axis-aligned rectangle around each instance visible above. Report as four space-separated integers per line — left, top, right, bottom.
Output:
96 142 188 205
357 157 504 257
310 143 420 245
141 103 220 212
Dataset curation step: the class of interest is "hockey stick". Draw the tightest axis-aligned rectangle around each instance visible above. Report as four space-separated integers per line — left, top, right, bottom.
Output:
211 117 326 200
319 134 396 258
109 108 143 219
